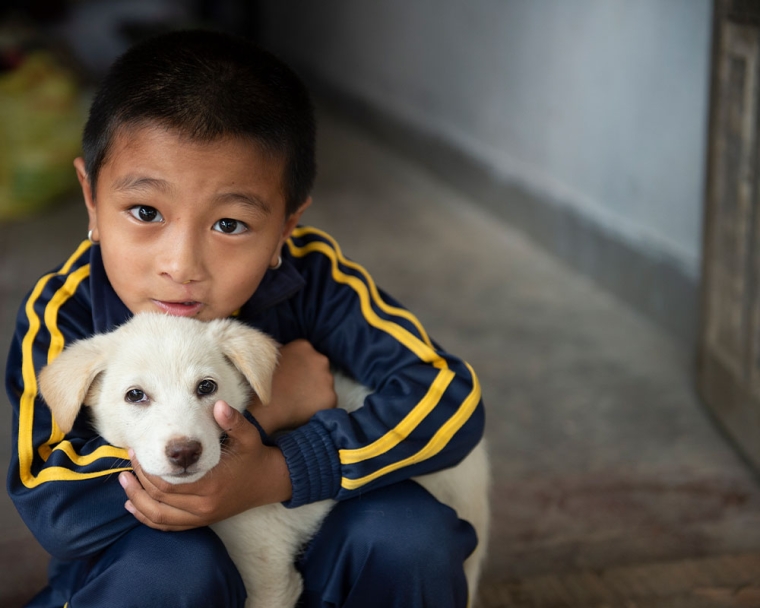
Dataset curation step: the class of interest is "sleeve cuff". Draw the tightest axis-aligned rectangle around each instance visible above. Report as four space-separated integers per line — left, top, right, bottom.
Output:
242 410 271 442
275 420 342 508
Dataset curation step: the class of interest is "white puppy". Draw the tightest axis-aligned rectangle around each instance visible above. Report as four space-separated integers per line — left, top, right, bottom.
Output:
39 313 490 607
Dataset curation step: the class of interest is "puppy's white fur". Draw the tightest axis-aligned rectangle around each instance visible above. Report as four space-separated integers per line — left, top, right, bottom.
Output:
39 313 490 607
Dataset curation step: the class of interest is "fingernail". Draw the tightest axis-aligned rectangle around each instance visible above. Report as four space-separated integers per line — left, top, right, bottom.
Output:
127 448 135 460
119 473 129 489
125 500 135 514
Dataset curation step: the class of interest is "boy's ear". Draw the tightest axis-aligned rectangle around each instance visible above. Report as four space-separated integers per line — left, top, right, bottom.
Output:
38 334 111 433
74 157 99 242
281 197 312 242
271 197 311 268
208 320 280 405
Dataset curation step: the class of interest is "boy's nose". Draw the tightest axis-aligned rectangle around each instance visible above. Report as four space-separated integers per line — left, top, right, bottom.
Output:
158 231 206 284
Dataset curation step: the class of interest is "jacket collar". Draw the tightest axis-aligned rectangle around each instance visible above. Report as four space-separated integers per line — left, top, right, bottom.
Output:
89 245 305 334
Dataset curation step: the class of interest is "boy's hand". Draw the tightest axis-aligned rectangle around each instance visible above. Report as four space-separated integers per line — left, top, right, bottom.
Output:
119 400 291 531
250 339 337 435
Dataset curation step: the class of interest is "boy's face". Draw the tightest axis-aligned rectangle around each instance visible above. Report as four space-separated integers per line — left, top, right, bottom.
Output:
75 126 310 321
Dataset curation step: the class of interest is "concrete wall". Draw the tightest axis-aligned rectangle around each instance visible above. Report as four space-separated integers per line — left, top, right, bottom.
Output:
259 0 714 343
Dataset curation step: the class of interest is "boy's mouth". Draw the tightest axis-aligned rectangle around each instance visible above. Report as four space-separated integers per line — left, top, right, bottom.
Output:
152 300 204 317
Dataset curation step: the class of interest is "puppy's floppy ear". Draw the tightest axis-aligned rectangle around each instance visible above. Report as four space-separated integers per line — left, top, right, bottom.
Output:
38 333 111 433
208 319 280 404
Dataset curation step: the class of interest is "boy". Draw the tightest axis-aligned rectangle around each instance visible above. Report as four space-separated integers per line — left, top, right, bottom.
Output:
6 30 484 607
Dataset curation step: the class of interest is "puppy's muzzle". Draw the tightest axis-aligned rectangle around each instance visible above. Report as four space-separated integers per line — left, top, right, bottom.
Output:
165 438 203 471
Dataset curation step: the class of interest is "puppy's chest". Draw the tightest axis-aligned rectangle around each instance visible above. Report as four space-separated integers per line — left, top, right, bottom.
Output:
211 500 334 557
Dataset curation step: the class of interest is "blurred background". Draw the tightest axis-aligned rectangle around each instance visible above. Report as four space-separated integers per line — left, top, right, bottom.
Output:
3 1 760 606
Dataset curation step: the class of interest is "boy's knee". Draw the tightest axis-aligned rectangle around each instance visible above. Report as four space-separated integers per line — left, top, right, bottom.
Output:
318 480 477 575
355 489 472 571
74 526 246 608
131 528 243 598
299 481 477 607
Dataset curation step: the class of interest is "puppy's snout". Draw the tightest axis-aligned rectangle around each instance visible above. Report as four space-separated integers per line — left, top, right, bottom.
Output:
165 438 203 470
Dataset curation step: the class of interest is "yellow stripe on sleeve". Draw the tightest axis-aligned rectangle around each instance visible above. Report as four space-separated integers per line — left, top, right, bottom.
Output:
50 440 129 465
287 230 446 369
19 242 91 487
19 277 57 487
340 363 482 491
291 226 437 350
36 265 92 460
24 464 132 486
45 265 92 364
339 367 456 464
18 241 131 488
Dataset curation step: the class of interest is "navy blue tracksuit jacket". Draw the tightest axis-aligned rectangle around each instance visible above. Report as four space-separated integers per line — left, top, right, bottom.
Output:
6 225 484 563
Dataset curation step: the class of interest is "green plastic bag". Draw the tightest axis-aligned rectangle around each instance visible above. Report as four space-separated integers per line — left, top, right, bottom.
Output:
0 52 84 220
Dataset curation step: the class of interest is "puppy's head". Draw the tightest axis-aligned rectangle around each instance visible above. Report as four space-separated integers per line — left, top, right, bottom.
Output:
38 313 279 484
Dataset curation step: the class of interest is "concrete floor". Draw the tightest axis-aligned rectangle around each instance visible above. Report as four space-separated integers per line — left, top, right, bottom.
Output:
2 110 760 606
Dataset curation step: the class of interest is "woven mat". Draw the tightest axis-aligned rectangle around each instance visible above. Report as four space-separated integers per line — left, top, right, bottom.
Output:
477 553 760 608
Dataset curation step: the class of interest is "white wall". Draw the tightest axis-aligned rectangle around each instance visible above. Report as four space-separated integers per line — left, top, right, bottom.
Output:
261 0 713 280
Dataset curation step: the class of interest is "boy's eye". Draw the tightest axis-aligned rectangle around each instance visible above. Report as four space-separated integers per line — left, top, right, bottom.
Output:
213 218 247 234
129 206 163 223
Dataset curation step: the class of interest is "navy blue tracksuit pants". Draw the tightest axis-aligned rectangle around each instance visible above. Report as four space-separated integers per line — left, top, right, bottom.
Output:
27 481 478 607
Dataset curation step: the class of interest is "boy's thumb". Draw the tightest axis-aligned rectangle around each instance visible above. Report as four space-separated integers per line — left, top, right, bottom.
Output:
213 400 241 433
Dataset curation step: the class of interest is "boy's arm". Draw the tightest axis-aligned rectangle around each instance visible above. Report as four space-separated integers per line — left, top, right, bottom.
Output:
6 265 139 560
277 227 485 507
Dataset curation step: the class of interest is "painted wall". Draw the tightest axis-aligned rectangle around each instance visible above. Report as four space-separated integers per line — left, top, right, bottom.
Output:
260 0 713 280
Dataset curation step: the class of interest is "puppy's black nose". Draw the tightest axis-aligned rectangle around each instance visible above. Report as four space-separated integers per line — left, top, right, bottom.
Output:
165 439 202 470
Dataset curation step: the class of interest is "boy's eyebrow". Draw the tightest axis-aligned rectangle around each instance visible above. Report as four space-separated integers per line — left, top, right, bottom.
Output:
214 192 273 216
112 175 172 194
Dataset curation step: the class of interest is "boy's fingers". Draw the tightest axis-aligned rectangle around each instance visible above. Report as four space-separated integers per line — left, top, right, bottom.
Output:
119 471 163 511
214 399 239 431
127 452 176 495
214 400 259 446
120 473 204 531
124 497 198 532
120 463 211 516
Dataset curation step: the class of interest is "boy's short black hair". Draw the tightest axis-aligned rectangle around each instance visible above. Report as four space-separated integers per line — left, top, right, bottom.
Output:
82 29 316 215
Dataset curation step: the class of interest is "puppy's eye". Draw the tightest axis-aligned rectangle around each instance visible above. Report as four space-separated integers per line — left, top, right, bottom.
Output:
125 388 148 404
197 379 217 396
